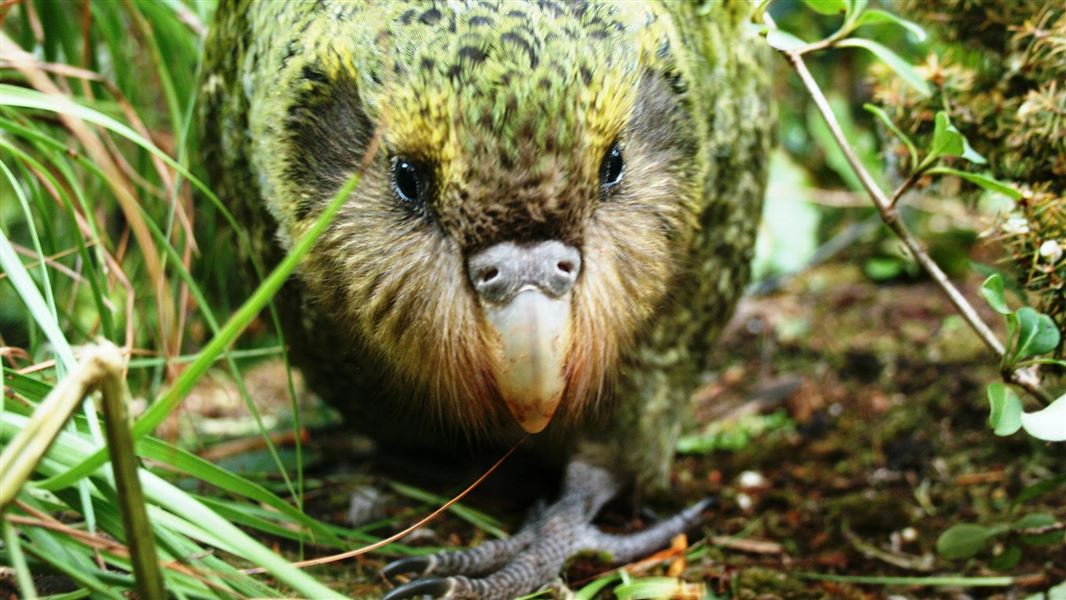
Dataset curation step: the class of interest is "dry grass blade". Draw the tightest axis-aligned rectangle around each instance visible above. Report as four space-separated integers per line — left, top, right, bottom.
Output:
10 502 232 595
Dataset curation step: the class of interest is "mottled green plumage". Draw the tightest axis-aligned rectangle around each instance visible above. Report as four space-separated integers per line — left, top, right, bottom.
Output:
200 0 771 491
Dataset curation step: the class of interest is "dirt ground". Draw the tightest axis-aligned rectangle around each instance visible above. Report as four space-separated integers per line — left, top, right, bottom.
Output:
192 263 1064 599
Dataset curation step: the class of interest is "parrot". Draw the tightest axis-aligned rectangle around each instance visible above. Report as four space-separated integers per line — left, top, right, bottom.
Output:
199 0 772 597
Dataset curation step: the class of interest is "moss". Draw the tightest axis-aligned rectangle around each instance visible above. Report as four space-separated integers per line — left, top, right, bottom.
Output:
871 1 1065 338
733 567 827 600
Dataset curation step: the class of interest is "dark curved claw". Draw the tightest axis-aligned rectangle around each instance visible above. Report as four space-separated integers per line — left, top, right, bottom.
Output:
642 496 716 525
382 576 456 600
694 496 717 513
382 555 437 583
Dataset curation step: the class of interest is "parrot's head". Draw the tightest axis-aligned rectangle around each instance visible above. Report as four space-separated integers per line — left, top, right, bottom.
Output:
256 2 701 435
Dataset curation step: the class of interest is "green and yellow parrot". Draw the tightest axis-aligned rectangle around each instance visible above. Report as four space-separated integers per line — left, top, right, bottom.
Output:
200 1 771 597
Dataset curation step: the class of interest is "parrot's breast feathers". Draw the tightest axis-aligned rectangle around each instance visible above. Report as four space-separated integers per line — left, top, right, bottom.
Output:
227 0 713 435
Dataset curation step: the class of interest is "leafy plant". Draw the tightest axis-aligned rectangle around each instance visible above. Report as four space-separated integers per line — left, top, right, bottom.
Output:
980 274 1065 441
760 0 1065 590
0 3 429 597
937 475 1065 567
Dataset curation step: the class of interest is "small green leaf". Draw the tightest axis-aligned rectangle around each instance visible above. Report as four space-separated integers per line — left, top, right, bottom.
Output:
925 167 1022 200
980 274 1011 315
854 9 928 41
987 383 1023 436
863 103 918 169
921 112 987 169
1019 394 1066 442
1013 513 1060 546
864 256 907 281
836 37 931 97
766 29 808 52
1013 307 1061 359
804 0 848 15
929 112 964 159
961 141 987 164
988 545 1021 571
574 572 622 600
1036 581 1066 600
937 523 995 559
1014 474 1066 505
615 577 706 600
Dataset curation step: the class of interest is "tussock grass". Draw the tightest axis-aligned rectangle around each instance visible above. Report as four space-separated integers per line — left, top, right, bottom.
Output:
0 2 451 597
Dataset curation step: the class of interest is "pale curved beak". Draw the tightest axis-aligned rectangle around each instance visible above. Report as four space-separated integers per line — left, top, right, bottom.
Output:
483 289 571 433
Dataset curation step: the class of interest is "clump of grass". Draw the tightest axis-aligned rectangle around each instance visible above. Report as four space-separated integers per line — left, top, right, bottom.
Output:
0 2 419 596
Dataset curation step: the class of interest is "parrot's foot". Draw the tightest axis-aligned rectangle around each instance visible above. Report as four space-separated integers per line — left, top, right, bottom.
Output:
382 461 710 600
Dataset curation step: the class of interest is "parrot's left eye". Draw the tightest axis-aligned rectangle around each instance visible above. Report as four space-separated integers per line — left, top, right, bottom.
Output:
391 158 431 210
600 143 625 193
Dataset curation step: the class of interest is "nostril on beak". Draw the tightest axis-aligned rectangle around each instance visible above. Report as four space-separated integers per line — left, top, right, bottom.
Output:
467 241 581 303
480 267 500 284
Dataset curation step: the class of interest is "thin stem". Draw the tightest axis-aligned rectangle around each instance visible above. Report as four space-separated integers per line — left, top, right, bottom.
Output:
889 172 920 208
1014 521 1065 537
796 34 842 56
795 16 858 56
776 43 1052 405
98 346 166 600
1 517 37 599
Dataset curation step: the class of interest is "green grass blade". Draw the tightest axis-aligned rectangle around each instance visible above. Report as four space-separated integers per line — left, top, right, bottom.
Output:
796 572 1016 586
390 481 508 539
0 228 76 369
21 529 126 600
137 437 341 546
0 138 115 340
2 516 37 599
2 160 59 337
39 171 361 499
5 410 343 598
0 84 223 208
140 472 346 598
135 206 299 501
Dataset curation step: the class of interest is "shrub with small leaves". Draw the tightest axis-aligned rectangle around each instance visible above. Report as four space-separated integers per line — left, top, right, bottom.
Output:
869 0 1066 337
980 274 1065 441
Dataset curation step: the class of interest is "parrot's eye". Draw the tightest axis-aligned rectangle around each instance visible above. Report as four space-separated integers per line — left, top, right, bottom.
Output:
391 158 430 209
600 143 625 192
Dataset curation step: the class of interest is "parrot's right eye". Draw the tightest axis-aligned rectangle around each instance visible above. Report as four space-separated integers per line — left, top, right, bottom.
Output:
600 143 625 194
391 158 431 210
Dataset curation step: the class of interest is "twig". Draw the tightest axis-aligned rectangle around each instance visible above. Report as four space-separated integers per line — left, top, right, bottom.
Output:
710 535 783 555
624 534 692 574
197 429 307 462
7 241 87 283
842 522 934 572
767 21 1052 405
889 173 920 208
1015 521 1065 537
